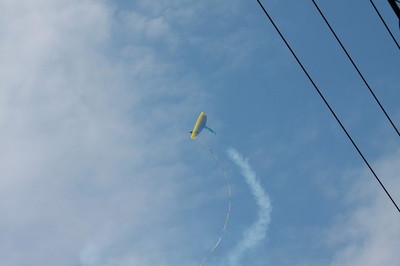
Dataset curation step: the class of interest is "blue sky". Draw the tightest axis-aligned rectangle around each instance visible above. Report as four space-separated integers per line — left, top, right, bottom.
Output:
1 0 399 265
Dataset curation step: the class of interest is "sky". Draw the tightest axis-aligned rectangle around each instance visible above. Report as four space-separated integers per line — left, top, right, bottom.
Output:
0 0 399 265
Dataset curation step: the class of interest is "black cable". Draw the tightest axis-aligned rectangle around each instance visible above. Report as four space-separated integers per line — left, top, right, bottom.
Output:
388 0 400 20
370 0 400 49
255 0 400 213
312 0 400 137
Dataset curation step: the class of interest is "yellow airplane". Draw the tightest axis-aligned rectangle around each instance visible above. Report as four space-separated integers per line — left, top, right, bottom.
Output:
190 112 216 139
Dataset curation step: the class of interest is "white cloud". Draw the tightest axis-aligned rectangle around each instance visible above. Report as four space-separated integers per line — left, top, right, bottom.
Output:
0 0 209 265
119 10 178 49
328 150 400 266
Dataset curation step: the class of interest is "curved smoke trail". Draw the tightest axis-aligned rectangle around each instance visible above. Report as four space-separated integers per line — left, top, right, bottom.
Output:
226 148 272 266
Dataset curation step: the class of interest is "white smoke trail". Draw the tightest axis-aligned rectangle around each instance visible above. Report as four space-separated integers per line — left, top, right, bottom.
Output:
226 148 272 266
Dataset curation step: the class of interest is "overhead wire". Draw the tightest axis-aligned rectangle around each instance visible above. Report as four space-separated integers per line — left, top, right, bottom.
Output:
255 0 400 213
388 0 400 20
369 0 400 49
311 0 400 137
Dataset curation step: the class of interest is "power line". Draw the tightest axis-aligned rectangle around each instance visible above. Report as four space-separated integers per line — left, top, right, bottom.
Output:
311 0 400 137
255 0 400 213
388 0 400 20
370 0 400 49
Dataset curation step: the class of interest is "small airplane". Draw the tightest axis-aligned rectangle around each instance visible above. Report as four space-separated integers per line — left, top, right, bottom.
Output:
190 112 216 139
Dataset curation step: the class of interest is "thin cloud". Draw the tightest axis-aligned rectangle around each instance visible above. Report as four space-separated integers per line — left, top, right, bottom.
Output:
0 0 206 265
328 150 400 266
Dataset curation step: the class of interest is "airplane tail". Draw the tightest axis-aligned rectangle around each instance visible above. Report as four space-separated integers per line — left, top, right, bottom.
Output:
205 126 217 135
